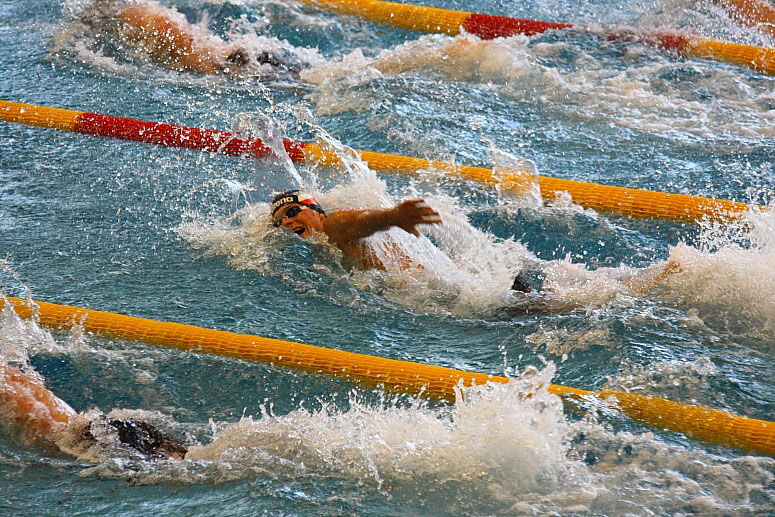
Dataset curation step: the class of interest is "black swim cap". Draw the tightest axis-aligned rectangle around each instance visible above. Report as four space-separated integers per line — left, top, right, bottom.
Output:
80 417 188 460
109 418 188 460
271 189 325 216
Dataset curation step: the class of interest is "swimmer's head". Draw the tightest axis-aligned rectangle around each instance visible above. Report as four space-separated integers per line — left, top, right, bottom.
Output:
79 417 188 460
271 190 324 216
223 49 300 74
271 190 326 238
226 49 250 68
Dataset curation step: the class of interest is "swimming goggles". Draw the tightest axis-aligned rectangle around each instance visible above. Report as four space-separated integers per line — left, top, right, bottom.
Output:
273 205 308 227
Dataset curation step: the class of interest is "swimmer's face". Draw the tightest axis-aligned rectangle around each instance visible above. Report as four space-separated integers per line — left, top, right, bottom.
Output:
273 203 325 238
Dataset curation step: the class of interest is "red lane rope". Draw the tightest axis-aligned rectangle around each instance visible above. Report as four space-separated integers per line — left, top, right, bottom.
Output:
463 13 574 39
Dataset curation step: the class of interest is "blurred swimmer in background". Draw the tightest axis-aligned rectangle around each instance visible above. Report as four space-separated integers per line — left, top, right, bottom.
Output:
269 190 683 298
67 0 511 82
72 0 303 76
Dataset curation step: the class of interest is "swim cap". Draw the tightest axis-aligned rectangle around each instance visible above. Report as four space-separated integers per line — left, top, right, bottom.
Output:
271 190 325 216
78 416 188 460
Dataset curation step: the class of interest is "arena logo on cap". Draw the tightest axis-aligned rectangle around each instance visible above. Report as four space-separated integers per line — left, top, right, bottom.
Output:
272 195 298 214
271 191 324 216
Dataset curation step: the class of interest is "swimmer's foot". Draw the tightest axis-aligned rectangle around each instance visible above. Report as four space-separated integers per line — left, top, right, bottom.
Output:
628 259 683 296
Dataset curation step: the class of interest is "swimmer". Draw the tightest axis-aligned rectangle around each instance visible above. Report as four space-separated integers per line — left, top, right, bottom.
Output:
72 1 496 82
270 190 685 300
271 190 441 271
0 363 187 460
76 0 298 75
714 0 775 38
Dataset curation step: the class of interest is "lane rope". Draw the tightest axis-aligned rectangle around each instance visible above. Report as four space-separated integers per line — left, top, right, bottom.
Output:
0 100 755 222
297 0 775 75
2 296 773 455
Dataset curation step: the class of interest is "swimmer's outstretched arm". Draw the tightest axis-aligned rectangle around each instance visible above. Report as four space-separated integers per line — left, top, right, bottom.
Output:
116 2 241 74
714 0 775 38
322 199 442 246
0 364 76 446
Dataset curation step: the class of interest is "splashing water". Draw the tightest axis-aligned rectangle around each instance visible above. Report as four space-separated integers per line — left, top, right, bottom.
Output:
302 30 775 140
231 109 306 192
176 107 549 315
3 285 775 513
647 207 775 341
186 363 583 496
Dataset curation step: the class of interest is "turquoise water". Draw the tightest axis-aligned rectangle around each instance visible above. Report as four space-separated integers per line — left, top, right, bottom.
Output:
2 0 775 514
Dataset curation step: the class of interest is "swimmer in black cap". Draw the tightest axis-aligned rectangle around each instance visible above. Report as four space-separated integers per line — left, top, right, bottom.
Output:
271 189 442 271
271 190 551 292
0 363 187 461
270 190 685 297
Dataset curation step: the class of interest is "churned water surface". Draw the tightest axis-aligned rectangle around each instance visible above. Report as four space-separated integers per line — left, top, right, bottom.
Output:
2 0 775 514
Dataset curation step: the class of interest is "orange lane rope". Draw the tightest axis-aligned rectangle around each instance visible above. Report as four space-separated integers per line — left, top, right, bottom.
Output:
0 99 755 222
298 0 775 75
2 296 773 455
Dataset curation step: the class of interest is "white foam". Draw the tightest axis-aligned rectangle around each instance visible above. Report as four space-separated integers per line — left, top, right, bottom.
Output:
186 364 582 492
642 207 775 339
301 29 775 140
164 366 775 514
2 300 774 512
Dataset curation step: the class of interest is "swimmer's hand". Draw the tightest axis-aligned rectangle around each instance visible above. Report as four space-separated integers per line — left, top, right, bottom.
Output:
388 199 442 237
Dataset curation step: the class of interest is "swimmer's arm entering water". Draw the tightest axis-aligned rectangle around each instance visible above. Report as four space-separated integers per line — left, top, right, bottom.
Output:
322 199 442 248
0 364 76 446
116 2 242 74
321 199 441 271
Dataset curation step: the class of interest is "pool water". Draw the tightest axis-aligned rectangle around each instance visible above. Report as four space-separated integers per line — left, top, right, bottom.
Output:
2 0 775 514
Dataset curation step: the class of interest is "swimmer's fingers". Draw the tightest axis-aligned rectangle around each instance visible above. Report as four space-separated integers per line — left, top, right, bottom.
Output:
404 225 421 237
411 202 442 229
393 199 442 237
397 199 441 219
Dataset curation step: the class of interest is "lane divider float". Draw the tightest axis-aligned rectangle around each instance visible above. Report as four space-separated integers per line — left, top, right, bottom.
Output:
296 0 775 75
2 296 774 455
0 99 755 222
